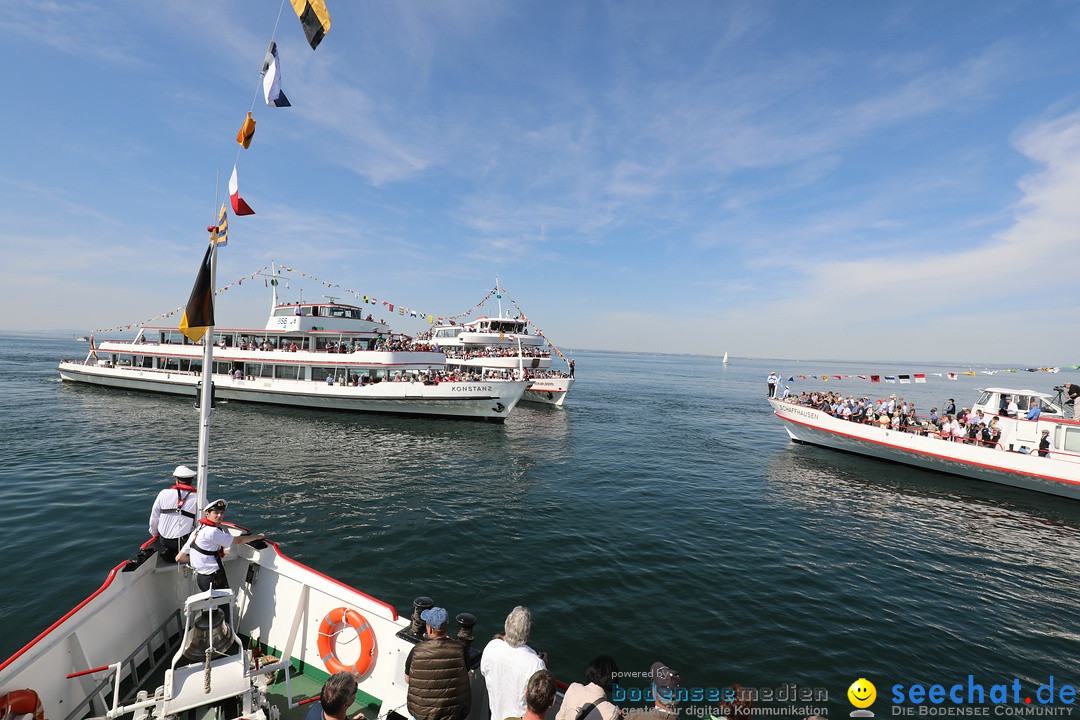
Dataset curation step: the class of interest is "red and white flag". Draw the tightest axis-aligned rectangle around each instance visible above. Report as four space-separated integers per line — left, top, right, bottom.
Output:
229 165 255 216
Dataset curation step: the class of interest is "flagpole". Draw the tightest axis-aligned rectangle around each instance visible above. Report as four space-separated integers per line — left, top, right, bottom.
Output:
195 240 218 513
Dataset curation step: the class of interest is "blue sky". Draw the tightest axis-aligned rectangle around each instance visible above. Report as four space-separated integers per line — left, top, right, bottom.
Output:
4 1 1080 365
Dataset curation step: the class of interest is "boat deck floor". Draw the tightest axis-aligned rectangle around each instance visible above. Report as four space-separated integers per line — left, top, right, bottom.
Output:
265 666 383 720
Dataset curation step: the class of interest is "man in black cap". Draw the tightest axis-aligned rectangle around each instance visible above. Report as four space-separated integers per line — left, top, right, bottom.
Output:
622 662 682 720
148 464 199 562
405 606 471 720
177 499 264 593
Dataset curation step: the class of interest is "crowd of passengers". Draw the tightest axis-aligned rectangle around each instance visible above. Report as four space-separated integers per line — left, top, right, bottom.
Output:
781 390 1017 447
212 336 438 353
325 369 502 386
442 347 551 360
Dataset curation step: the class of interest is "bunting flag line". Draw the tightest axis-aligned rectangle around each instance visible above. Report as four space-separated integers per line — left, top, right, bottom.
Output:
261 41 291 107
915 374 926 383
237 111 256 149
229 166 255 216
899 374 911 384
179 245 215 342
291 0 332 50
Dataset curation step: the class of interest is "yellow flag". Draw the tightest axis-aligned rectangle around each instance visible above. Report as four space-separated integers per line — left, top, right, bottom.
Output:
236 112 256 149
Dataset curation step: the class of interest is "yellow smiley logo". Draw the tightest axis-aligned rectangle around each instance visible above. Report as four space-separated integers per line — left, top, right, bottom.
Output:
848 678 876 708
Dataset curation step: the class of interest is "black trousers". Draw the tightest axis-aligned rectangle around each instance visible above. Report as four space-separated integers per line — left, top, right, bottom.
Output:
195 569 232 625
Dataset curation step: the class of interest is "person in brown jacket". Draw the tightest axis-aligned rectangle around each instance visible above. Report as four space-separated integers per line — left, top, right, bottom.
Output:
405 607 471 720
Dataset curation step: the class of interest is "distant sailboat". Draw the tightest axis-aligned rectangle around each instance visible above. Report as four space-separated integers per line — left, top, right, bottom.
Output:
722 352 729 365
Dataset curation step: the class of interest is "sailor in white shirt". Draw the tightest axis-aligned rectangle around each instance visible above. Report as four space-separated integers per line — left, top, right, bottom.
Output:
178 498 264 593
148 465 199 562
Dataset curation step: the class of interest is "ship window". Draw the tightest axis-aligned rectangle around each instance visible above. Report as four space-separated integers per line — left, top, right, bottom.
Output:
1063 428 1080 454
976 391 993 407
276 365 300 380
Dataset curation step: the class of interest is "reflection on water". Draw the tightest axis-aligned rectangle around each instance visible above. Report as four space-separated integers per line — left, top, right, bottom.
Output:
763 444 1080 681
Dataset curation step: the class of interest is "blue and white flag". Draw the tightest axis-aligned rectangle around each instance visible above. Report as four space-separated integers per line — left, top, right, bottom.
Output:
261 41 292 107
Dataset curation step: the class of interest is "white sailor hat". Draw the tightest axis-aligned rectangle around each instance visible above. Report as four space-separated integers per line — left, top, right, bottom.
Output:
173 465 197 479
205 498 228 512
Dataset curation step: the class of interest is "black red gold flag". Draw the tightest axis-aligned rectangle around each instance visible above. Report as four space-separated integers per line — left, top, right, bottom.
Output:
179 244 215 342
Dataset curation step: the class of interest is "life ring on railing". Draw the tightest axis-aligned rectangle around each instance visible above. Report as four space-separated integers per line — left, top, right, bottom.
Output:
317 607 376 676
1 689 45 720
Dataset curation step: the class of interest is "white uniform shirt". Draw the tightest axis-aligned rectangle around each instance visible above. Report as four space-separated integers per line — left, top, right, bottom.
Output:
480 638 545 720
181 524 235 575
149 485 199 539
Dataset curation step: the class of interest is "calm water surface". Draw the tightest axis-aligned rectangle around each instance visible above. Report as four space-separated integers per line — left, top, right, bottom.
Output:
2 332 1078 713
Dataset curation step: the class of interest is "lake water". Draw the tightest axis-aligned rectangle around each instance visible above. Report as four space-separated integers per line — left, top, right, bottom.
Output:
2 332 1078 714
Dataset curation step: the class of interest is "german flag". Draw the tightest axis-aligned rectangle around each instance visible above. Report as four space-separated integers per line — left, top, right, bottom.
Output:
291 0 331 50
179 244 215 342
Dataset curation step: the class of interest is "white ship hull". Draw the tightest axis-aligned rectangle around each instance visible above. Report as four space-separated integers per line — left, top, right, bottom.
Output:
522 377 575 407
769 398 1080 500
59 360 526 421
0 535 492 720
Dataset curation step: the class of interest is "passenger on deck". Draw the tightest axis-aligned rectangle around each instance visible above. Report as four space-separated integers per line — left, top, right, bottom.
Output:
622 663 681 720
404 607 471 720
1039 429 1054 457
1066 382 1080 420
1026 402 1041 421
518 670 557 720
555 656 620 720
481 606 546 720
304 671 360 720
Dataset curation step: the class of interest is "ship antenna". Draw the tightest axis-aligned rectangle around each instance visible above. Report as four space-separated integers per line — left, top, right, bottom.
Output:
270 261 279 313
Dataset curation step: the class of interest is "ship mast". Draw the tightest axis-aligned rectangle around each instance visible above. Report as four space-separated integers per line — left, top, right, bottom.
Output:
195 242 219 513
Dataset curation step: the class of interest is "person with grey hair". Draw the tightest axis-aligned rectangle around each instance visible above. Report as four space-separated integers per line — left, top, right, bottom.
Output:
480 606 546 720
304 671 359 720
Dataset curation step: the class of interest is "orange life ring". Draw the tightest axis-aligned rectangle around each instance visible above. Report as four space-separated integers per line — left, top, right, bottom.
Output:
317 607 376 676
1 689 44 720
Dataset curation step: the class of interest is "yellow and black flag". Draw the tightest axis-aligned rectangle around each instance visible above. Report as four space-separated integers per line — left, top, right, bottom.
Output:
179 244 215 343
291 0 331 50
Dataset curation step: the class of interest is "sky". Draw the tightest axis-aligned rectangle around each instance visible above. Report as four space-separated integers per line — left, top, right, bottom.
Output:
3 1 1080 365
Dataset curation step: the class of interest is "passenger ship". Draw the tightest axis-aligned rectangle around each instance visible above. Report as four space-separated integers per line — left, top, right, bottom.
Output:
769 387 1080 500
425 314 574 407
9 275 514 720
58 290 527 422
